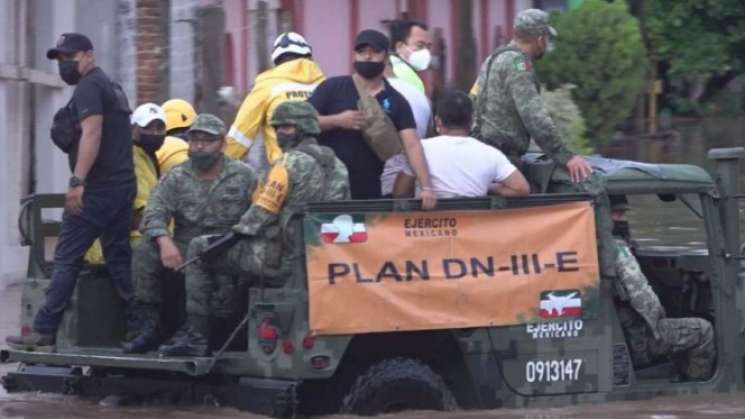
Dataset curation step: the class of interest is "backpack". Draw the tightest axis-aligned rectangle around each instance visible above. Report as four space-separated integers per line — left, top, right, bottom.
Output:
50 99 81 153
50 81 131 154
294 143 349 200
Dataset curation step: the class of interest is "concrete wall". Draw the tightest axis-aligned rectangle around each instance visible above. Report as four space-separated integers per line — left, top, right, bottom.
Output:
0 0 122 286
170 0 199 102
303 0 351 78
116 0 138 103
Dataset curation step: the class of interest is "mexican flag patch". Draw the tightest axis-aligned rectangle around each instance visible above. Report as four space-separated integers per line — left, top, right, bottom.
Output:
514 59 531 72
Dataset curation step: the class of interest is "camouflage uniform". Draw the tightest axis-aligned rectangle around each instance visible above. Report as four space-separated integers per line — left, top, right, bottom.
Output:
134 154 256 306
126 114 257 353
472 9 617 276
614 238 715 380
161 102 350 356
472 9 569 165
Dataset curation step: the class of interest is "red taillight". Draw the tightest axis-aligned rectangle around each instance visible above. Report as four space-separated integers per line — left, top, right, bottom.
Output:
257 319 279 354
282 338 294 354
302 333 315 350
20 326 31 337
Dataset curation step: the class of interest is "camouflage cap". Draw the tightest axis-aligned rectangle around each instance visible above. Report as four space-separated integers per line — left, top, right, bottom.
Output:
188 113 226 136
514 8 557 38
610 195 630 211
270 101 321 136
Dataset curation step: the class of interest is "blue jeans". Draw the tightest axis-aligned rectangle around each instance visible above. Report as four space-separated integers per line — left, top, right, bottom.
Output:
33 183 135 334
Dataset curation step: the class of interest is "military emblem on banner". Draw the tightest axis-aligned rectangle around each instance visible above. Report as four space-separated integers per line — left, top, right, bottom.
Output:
538 289 582 319
320 214 367 244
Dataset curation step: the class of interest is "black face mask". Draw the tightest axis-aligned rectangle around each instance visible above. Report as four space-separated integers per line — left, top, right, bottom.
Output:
58 60 82 85
612 221 631 242
138 133 166 154
189 150 222 172
277 132 302 151
354 61 385 79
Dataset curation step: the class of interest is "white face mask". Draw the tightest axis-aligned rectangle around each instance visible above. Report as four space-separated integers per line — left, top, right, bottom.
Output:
404 46 432 71
546 37 555 53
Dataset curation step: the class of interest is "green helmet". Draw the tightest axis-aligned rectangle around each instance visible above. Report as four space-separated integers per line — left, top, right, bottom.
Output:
271 101 321 136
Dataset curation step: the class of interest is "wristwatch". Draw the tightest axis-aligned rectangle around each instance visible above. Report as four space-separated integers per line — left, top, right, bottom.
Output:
69 176 86 188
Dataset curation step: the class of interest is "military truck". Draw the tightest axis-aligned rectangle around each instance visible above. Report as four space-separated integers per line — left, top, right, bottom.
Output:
2 148 745 417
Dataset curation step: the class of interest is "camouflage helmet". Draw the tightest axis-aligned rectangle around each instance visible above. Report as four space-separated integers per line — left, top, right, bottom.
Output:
514 8 558 38
270 101 321 136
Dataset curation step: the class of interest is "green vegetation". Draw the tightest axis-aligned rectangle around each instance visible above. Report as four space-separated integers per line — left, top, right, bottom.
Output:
536 0 648 148
642 0 745 115
541 84 592 154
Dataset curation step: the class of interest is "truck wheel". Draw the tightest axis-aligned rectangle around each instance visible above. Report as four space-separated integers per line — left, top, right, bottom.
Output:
340 357 457 415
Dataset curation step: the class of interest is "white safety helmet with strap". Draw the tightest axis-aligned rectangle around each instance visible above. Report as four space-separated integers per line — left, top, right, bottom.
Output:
271 32 312 64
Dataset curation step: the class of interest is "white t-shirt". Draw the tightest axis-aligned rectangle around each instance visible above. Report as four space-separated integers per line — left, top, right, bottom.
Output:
380 153 409 196
402 135 516 198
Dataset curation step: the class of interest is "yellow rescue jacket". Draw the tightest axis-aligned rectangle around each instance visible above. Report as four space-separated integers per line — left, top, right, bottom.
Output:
156 136 189 174
85 145 159 263
225 58 324 164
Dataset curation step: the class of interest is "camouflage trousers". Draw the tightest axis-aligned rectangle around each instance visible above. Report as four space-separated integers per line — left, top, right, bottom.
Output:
184 235 269 318
618 305 715 380
133 238 187 307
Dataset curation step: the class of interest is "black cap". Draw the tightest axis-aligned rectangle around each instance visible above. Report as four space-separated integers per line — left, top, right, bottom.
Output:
46 33 94 60
354 29 389 53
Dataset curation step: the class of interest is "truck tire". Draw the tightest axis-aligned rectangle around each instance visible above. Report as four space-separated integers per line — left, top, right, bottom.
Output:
340 357 457 415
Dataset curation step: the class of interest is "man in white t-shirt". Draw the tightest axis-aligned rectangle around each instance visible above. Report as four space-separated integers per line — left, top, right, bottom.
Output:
393 89 529 198
380 62 432 196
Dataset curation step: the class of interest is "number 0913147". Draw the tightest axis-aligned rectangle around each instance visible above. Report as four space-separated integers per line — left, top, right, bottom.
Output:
525 359 583 383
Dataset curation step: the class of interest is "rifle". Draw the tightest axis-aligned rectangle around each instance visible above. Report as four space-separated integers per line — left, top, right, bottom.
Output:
175 232 241 271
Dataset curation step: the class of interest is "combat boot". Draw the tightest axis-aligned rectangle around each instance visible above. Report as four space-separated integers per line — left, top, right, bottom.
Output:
122 317 159 354
5 332 56 352
122 304 160 354
158 315 210 357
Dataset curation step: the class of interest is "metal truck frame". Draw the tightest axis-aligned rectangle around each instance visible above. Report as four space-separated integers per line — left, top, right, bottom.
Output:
2 147 745 417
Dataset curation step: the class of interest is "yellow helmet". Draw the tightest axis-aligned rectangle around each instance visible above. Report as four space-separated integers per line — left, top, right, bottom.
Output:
161 99 197 131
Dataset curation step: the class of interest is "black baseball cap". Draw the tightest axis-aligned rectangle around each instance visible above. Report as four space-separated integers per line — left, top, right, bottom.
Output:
46 33 94 60
354 29 389 53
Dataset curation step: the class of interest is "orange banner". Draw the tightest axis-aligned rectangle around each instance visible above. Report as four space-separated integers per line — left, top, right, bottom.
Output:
304 201 600 335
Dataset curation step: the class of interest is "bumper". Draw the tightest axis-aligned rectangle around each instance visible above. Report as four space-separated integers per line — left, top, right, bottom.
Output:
1 357 299 417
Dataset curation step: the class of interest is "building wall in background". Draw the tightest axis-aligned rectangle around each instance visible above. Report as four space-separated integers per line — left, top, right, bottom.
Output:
0 0 122 285
170 0 199 102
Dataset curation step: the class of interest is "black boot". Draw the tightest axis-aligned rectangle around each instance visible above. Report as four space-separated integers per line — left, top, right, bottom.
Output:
158 315 210 357
122 305 159 354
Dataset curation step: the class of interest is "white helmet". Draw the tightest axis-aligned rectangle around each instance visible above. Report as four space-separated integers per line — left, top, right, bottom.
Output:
271 32 312 64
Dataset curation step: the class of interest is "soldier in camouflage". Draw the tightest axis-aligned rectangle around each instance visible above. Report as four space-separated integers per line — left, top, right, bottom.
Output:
472 8 618 278
471 8 592 183
123 113 257 354
160 101 350 356
611 196 715 381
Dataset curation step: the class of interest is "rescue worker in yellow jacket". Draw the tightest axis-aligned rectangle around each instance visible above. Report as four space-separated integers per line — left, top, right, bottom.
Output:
85 103 167 263
225 32 324 172
157 98 195 174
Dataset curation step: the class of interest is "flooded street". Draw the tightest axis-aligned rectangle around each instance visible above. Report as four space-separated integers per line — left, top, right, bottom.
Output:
1 117 744 418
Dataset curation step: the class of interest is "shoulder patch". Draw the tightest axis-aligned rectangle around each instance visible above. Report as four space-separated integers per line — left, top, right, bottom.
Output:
513 56 531 72
253 162 289 214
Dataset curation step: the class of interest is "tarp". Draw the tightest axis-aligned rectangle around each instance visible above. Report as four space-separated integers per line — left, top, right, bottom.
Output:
304 201 600 335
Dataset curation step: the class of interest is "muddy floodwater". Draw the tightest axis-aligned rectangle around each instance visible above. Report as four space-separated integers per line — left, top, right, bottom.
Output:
1 117 744 418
